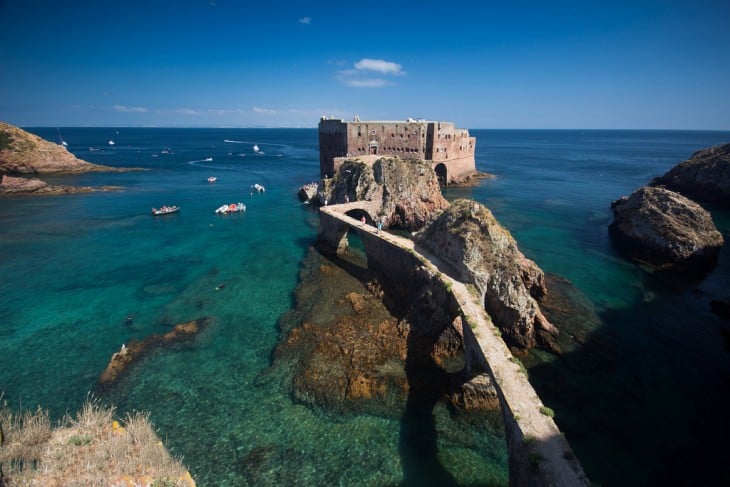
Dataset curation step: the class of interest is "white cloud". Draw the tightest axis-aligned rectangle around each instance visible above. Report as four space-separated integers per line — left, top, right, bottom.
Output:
113 105 148 113
342 78 391 88
253 107 277 114
337 58 405 88
354 58 405 76
299 16 311 24
175 108 200 115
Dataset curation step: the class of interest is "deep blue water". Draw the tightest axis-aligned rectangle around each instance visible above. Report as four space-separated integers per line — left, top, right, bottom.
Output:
1 128 729 485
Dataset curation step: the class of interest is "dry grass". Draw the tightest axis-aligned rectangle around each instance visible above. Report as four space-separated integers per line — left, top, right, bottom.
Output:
0 396 194 486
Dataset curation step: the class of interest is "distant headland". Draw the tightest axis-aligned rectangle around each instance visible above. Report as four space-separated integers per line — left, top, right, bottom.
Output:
0 121 140 196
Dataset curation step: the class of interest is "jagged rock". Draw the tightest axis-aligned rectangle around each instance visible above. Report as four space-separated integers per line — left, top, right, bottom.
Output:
297 182 319 202
609 186 724 270
324 156 449 231
416 199 558 350
650 143 730 206
0 122 117 174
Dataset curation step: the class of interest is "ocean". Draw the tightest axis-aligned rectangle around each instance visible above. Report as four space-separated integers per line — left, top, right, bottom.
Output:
1 128 728 486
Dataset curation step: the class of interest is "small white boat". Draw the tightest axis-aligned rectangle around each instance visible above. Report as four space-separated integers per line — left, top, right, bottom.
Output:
253 144 259 152
57 127 68 148
207 176 217 182
204 157 213 162
152 205 179 215
253 183 265 192
108 140 115 146
215 202 246 214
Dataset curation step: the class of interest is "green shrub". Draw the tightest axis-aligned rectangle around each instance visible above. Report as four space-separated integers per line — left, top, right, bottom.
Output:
68 434 92 446
539 406 555 418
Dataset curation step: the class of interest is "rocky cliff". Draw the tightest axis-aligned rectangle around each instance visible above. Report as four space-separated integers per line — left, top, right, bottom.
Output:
0 122 116 174
324 156 449 230
650 143 730 206
416 199 558 350
609 186 724 270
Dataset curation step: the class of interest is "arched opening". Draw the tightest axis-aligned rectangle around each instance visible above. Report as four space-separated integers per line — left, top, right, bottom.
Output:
345 209 374 227
434 163 448 186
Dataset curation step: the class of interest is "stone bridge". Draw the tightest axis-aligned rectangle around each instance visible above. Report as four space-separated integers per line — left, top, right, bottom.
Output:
318 205 589 486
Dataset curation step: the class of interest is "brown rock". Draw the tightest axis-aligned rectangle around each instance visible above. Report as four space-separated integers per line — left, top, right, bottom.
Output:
98 318 209 389
609 186 724 270
416 199 557 350
0 122 117 174
1 174 123 196
325 157 449 231
650 143 730 206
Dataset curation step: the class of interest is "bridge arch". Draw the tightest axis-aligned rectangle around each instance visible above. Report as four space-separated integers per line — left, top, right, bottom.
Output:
345 208 374 226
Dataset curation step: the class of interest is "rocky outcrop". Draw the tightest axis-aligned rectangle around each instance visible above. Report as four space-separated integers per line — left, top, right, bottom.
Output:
0 122 118 174
609 186 724 270
416 199 558 350
1 174 122 196
650 143 730 206
97 318 209 389
297 182 319 202
323 157 449 230
265 248 498 418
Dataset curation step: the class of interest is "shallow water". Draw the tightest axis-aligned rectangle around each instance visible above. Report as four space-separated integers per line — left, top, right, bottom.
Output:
1 127 729 485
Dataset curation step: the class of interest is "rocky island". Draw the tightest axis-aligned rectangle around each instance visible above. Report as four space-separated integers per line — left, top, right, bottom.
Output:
0 121 136 196
282 148 589 485
609 143 727 271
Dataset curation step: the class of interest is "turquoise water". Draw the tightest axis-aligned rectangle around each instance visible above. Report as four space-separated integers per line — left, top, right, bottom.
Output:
1 128 729 485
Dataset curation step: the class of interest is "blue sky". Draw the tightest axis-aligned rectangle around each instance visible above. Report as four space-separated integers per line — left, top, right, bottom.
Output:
1 0 729 129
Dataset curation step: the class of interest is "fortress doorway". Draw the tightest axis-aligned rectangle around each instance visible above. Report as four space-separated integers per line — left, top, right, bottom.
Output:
434 163 448 185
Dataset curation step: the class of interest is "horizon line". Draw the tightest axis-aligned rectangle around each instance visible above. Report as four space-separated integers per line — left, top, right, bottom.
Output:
16 125 730 132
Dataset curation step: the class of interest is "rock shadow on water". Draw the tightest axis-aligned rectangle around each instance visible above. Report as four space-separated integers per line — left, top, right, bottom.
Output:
399 329 459 487
523 263 730 487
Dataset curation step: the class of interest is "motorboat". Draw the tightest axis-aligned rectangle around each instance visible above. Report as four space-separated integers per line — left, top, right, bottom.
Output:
215 202 246 214
108 140 115 146
253 183 265 192
204 157 213 162
152 205 179 215
253 144 264 155
207 176 217 182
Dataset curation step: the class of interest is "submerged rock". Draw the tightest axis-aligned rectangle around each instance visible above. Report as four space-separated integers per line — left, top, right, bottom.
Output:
650 143 730 206
416 199 558 351
609 186 724 270
266 248 498 418
97 317 209 389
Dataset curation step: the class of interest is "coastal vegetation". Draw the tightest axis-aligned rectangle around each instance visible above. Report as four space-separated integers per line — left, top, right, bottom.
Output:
0 397 193 486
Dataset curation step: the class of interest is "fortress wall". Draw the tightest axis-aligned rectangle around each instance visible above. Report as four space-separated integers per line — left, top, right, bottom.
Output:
319 118 476 180
435 153 477 183
318 119 348 177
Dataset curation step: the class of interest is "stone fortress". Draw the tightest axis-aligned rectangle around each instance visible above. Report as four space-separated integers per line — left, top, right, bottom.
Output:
318 116 477 184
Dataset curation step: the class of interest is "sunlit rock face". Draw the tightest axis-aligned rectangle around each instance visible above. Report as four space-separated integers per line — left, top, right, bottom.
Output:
651 143 730 206
609 186 724 271
416 199 558 351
